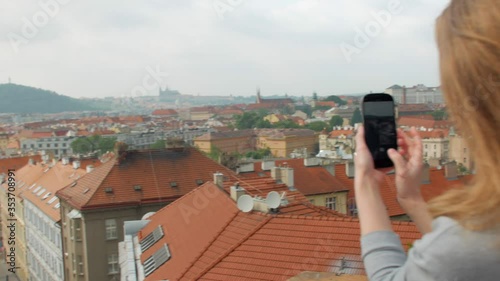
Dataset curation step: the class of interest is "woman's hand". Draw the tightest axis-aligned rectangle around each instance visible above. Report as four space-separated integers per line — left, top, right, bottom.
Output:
387 127 424 201
354 125 387 188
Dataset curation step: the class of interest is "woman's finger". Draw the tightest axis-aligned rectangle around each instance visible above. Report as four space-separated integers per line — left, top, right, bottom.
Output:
408 127 423 161
387 148 407 176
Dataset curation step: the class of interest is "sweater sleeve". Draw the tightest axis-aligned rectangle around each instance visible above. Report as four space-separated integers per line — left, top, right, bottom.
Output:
360 217 472 281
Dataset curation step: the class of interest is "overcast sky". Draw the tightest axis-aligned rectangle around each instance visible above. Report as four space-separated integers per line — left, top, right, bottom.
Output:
0 0 450 98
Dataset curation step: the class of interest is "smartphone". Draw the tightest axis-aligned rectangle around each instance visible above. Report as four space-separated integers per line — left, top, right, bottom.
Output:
361 93 397 168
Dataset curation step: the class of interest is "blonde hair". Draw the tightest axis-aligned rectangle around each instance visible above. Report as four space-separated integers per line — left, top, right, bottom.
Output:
429 0 500 231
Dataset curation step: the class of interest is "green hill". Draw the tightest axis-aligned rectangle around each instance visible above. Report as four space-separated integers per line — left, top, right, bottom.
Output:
0 83 96 114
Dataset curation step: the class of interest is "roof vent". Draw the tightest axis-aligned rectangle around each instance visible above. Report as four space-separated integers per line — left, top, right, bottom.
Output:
104 187 113 193
70 181 77 187
73 160 81 169
133 185 142 191
83 188 90 194
195 179 204 186
169 182 178 188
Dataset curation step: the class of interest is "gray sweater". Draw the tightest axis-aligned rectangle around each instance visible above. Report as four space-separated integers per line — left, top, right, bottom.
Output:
361 216 500 281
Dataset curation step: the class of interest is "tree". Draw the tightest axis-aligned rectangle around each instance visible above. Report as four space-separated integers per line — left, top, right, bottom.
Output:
150 140 166 149
324 95 347 106
431 109 447 120
70 135 117 156
274 120 301 129
330 115 344 127
350 108 363 125
306 121 331 132
234 112 260 129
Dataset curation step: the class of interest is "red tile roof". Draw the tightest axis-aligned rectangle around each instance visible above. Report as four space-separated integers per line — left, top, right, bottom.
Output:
398 116 451 129
329 130 355 138
139 183 421 281
333 163 472 217
152 109 178 116
240 159 349 196
21 162 87 221
398 104 433 113
0 155 41 174
417 129 449 139
56 148 235 210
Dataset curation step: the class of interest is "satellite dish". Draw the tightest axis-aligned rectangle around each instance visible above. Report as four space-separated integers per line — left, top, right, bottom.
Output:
142 212 156 220
237 195 254 213
266 191 281 209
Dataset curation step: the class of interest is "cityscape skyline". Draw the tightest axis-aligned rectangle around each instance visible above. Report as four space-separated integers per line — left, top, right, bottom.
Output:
1 0 449 99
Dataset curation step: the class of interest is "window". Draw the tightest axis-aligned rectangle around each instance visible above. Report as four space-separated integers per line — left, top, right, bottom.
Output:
464 157 467 163
75 219 82 241
31 144 34 148
108 254 119 274
464 148 467 153
77 255 84 275
63 143 67 147
309 199 315 204
38 144 42 148
105 219 117 240
47 143 51 148
434 152 437 158
54 143 58 147
325 197 337 210
434 144 436 149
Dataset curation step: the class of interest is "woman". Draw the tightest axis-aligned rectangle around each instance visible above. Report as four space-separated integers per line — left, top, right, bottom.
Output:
355 0 500 280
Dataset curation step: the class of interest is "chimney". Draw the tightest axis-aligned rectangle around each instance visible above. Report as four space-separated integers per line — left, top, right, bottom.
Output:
345 161 355 178
28 158 35 165
230 183 245 202
42 154 49 164
86 165 94 173
281 167 295 190
324 163 336 176
445 161 458 180
270 166 282 182
421 163 430 184
62 157 69 165
304 157 320 167
261 160 275 171
73 160 81 169
236 162 254 173
213 172 224 189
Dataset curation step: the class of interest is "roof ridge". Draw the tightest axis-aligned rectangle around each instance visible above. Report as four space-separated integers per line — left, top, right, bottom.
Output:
190 214 272 280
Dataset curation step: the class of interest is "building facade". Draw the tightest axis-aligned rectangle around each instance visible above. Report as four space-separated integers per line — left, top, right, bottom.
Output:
385 84 444 104
20 136 76 158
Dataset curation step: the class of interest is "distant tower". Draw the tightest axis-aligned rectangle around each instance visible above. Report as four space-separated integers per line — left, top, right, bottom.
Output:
256 87 262 104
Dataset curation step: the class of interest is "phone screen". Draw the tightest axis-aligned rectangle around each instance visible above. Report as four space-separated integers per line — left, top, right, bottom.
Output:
363 100 397 168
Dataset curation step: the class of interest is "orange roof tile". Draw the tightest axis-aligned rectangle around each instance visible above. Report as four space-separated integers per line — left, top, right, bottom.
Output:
329 130 355 138
138 183 420 281
152 109 178 116
0 155 41 174
21 162 87 221
56 148 235 210
240 159 349 196
333 163 472 217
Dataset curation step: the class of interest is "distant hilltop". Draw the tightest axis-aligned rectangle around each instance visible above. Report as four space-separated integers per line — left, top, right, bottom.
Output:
159 87 181 97
0 83 96 114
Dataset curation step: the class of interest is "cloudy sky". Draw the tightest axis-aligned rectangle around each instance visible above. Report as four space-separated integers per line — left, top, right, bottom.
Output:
0 0 450 98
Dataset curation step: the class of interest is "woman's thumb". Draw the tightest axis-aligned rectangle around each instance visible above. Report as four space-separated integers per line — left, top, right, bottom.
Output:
387 148 405 170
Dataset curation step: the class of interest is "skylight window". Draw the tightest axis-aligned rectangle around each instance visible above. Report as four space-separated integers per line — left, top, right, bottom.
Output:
37 188 46 197
47 196 57 204
33 186 42 193
144 244 171 276
195 179 204 186
104 187 113 193
42 192 51 200
28 183 36 190
133 185 142 191
71 181 77 187
140 225 164 253
83 188 90 194
54 203 61 209
169 182 178 188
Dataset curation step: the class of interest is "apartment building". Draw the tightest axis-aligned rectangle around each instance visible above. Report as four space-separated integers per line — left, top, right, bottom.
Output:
23 159 87 281
420 129 449 163
55 147 233 281
0 158 46 281
318 129 355 160
20 136 76 158
385 84 443 104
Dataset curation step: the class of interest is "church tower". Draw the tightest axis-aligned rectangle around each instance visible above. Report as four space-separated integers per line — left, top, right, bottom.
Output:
256 87 262 104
